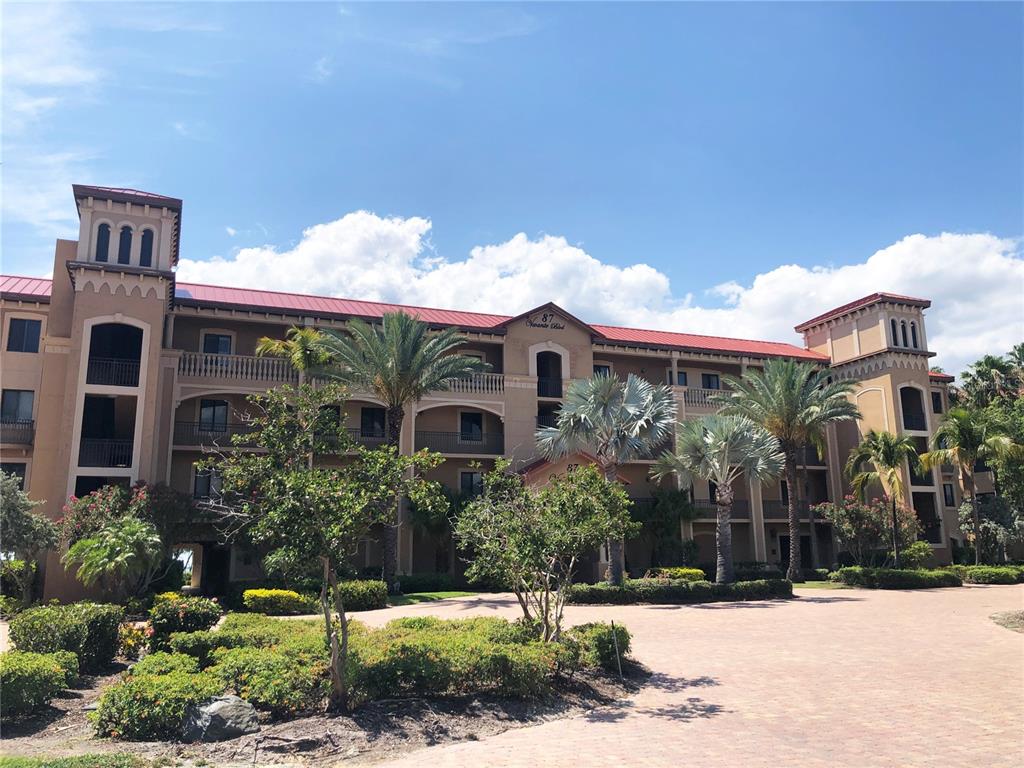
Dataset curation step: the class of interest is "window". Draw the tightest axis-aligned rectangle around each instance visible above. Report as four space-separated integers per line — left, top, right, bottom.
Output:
360 407 386 437
7 318 41 353
701 373 720 390
460 411 483 442
931 391 944 414
199 399 229 431
140 229 154 268
117 226 132 265
460 471 483 497
910 322 919 349
194 468 222 500
1 462 26 489
780 480 789 506
95 223 111 262
943 483 955 508
890 319 899 346
202 333 233 355
593 364 611 377
900 321 909 348
1 390 34 422
674 371 688 386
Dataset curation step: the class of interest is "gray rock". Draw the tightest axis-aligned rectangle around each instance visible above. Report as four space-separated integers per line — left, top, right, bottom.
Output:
183 695 260 742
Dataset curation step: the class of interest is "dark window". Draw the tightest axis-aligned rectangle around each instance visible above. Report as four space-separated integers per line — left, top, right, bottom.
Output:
194 468 222 500
7 318 41 353
460 411 483 442
780 480 789 506
900 321 909 348
701 373 720 390
593 364 611 377
931 391 943 414
669 370 688 386
140 229 154 267
943 483 955 507
460 471 483 497
537 403 559 428
910 322 919 349
202 333 233 354
360 407 386 437
890 319 898 346
117 226 132 265
199 399 228 431
1 390 34 422
95 224 110 262
1 462 26 489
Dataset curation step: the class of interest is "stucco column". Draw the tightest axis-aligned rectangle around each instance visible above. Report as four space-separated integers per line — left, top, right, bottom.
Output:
749 478 767 561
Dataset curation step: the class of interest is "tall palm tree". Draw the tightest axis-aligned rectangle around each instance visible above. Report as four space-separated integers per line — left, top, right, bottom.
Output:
256 326 332 383
920 407 1023 564
960 354 1014 407
535 373 676 586
845 430 920 568
316 311 488 591
715 359 860 580
653 415 784 583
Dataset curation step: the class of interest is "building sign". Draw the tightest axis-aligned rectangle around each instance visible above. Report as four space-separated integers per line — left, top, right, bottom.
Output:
526 311 566 330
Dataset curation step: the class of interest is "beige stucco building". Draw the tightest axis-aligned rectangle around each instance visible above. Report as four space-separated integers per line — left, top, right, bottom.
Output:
0 186 968 598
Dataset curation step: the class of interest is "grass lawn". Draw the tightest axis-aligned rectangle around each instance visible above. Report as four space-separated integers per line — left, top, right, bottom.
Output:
389 590 478 606
793 581 850 590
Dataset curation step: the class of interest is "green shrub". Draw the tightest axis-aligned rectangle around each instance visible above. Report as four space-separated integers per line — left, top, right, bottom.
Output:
0 560 34 597
0 595 25 618
130 651 199 676
396 573 456 593
0 756 146 768
567 578 793 604
92 671 224 740
9 603 123 672
833 567 962 589
644 567 706 581
118 623 146 661
563 622 631 671
169 613 325 667
148 595 221 648
0 651 69 717
49 650 80 685
242 588 319 615
209 646 328 715
338 579 388 611
898 541 934 570
942 565 1023 585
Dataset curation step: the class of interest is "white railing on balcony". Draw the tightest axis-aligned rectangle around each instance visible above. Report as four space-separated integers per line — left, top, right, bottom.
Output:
444 373 505 395
178 352 299 383
681 387 722 409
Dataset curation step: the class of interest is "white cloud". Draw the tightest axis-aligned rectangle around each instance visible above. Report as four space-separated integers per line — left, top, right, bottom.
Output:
176 212 1024 375
310 56 334 83
225 227 237 237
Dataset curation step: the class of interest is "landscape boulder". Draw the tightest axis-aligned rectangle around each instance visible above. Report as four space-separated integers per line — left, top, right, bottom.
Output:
183 695 260 742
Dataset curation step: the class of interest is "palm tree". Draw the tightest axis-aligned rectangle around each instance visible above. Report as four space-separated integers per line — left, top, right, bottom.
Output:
920 408 1024 564
715 359 860 580
845 430 920 568
316 311 488 591
960 354 1014 407
653 415 784 583
256 326 332 383
535 373 676 586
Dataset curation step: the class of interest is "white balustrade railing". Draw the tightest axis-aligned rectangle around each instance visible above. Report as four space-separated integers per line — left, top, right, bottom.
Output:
682 387 721 409
178 352 299 383
445 373 505 395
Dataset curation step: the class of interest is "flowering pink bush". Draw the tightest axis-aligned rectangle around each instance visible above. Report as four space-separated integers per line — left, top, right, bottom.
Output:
815 495 921 566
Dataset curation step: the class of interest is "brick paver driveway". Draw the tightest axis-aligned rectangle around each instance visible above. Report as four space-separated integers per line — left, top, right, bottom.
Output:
359 585 1023 768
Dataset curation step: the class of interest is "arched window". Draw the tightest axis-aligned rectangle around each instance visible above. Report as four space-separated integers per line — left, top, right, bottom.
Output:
900 321 908 348
140 229 154 268
95 224 110 263
890 319 899 346
117 226 133 265
910 322 919 349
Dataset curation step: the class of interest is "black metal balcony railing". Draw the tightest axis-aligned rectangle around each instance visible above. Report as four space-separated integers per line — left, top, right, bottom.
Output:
692 498 751 519
537 377 563 398
762 500 820 520
797 445 825 466
415 431 504 455
909 465 934 486
903 412 927 431
79 438 133 467
86 357 141 387
174 422 258 448
347 427 388 449
1 418 35 445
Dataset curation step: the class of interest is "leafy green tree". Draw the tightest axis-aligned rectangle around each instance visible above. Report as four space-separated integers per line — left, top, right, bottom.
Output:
255 326 332 383
653 415 783 583
957 496 1024 564
815 495 920 566
0 471 57 603
715 359 860 579
62 516 163 597
535 373 676 585
316 311 488 592
629 488 696 569
454 462 637 641
921 407 1023 564
846 430 921 569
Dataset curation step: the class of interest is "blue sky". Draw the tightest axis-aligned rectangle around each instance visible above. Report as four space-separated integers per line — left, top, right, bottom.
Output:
3 2 1022 372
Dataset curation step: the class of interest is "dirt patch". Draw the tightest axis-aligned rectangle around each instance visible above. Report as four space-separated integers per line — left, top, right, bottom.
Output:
1 665 647 766
991 610 1024 633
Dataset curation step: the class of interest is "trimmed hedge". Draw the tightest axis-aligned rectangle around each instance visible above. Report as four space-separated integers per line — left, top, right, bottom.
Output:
0 651 75 717
942 565 1024 585
567 578 793 605
395 573 456 593
130 652 199 676
209 646 328 715
833 567 962 589
242 588 318 615
92 671 224 740
338 580 388 611
148 595 221 649
644 567 706 582
9 603 123 672
563 622 631 672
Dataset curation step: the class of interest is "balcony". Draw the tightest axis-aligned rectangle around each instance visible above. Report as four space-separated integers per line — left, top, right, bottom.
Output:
415 431 504 455
680 387 722 411
445 373 505 396
537 377 562 398
796 445 825 466
174 422 258 448
79 438 133 468
178 352 298 385
692 498 750 520
903 412 927 431
629 438 674 461
86 357 141 387
762 500 820 520
347 427 388 449
1 419 34 445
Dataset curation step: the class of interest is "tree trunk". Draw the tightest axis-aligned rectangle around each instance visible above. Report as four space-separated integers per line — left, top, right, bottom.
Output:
714 485 735 584
890 496 901 569
965 472 981 565
784 454 803 582
603 464 626 586
382 405 405 594
320 557 349 712
799 464 819 569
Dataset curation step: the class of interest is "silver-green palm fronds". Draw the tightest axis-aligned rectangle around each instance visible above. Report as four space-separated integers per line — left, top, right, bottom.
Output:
256 326 333 377
652 414 784 583
845 429 919 503
535 373 677 585
62 517 163 596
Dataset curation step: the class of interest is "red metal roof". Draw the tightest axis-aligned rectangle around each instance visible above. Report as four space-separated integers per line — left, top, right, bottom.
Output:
0 274 824 360
794 292 931 332
928 370 955 383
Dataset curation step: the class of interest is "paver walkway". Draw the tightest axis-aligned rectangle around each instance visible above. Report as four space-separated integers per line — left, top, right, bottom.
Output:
358 585 1024 768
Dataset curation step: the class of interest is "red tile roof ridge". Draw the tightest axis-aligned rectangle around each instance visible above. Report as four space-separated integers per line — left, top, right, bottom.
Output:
795 292 931 331
591 321 815 350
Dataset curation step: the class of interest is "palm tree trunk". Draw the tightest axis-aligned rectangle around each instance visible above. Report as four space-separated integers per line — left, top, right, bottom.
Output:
714 485 735 584
382 405 405 594
784 454 803 582
965 473 981 565
603 464 626 586
798 464 819 569
890 496 901 569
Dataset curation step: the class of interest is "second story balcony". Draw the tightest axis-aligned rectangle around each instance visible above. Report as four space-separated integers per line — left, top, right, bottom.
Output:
79 438 133 468
86 357 141 387
415 430 504 455
680 387 723 411
174 421 258 448
1 418 34 445
178 352 299 385
445 373 505 396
